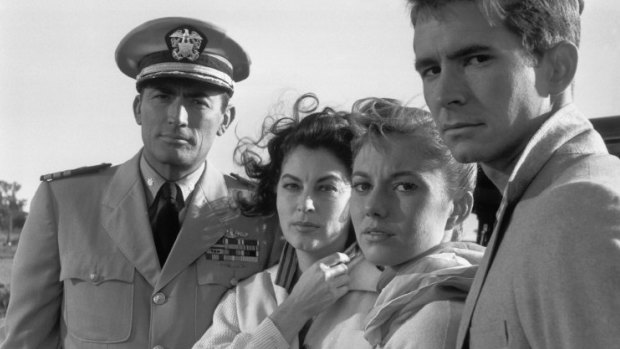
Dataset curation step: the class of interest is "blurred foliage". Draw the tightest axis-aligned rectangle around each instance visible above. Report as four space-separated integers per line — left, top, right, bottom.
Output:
0 181 27 245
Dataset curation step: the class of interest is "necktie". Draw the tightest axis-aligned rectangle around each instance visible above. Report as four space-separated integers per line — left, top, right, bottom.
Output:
151 182 184 266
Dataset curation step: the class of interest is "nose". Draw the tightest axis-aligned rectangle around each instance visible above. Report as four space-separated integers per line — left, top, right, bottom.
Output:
365 188 387 219
435 66 466 109
297 195 315 213
167 99 189 126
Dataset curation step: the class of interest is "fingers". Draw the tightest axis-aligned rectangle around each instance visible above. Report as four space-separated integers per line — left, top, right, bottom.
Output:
331 273 350 288
328 262 348 276
320 252 350 268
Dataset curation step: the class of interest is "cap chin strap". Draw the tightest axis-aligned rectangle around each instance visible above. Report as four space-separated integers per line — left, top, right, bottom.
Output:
137 63 234 92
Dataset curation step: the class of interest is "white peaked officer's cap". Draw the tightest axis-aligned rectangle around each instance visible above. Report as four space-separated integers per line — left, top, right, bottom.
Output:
115 17 250 94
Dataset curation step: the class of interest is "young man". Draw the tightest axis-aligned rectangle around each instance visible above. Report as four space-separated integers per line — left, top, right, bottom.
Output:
1 17 281 349
410 0 620 347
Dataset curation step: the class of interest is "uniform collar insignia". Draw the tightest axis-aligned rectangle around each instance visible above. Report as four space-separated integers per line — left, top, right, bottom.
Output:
166 26 207 61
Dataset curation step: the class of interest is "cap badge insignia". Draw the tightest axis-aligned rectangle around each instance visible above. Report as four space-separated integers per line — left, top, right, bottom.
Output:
167 27 206 61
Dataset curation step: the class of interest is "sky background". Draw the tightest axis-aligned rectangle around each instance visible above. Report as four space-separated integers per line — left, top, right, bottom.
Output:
2 0 620 207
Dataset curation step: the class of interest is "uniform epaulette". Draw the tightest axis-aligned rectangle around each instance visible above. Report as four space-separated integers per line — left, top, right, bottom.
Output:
40 163 112 182
228 172 257 189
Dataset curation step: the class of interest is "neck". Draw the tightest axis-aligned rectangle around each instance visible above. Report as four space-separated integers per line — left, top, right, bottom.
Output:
144 156 202 182
296 250 320 273
480 162 513 194
294 233 350 273
480 100 567 193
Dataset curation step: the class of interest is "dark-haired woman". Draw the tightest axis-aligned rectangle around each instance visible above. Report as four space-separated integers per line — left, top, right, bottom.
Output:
193 94 379 349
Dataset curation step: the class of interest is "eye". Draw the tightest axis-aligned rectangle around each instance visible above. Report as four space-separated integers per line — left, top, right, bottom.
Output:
281 182 301 191
419 65 441 79
393 182 416 192
352 182 371 193
318 184 338 192
152 93 171 101
192 98 210 108
465 55 491 66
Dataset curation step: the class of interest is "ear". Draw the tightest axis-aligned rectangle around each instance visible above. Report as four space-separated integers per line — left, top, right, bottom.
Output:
544 41 578 96
445 190 474 231
217 104 236 136
132 95 142 125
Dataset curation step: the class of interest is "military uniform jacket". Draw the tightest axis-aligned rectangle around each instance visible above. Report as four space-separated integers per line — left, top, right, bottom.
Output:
456 105 620 348
1 152 281 349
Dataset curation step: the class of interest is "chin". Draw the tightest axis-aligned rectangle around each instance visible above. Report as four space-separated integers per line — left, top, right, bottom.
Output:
448 146 482 164
361 245 396 267
290 238 323 252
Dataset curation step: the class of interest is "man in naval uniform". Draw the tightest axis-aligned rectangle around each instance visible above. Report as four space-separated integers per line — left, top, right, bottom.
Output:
1 17 282 349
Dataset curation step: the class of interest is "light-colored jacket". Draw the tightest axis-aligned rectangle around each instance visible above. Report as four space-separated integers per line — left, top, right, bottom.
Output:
365 242 479 349
1 152 281 349
194 252 381 349
457 105 620 348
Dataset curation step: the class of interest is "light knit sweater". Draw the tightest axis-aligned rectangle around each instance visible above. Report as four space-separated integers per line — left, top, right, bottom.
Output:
193 252 381 349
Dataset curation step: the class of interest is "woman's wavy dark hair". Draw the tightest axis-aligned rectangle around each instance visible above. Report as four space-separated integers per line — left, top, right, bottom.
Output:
234 93 355 217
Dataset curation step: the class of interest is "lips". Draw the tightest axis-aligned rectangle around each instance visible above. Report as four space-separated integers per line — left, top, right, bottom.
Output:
442 122 484 133
291 221 321 232
160 134 193 145
362 229 395 242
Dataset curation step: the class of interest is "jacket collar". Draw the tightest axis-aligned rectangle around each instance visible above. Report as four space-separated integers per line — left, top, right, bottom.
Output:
502 104 607 205
101 150 237 289
101 151 161 287
156 159 233 289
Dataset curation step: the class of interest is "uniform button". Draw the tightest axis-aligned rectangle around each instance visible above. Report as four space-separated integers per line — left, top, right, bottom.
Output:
153 345 165 349
89 273 99 283
230 278 238 286
152 292 166 305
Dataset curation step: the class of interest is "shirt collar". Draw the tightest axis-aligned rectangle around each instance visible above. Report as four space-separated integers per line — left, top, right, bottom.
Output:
274 242 299 293
274 242 363 293
139 154 206 206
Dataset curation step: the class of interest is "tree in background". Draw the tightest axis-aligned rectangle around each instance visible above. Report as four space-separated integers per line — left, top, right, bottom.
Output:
0 180 27 246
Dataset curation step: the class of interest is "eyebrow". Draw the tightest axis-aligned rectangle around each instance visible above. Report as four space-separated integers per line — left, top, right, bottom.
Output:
446 44 492 61
149 85 175 94
414 44 491 72
391 171 423 181
317 174 347 184
351 171 369 179
352 170 425 182
280 173 346 183
184 92 211 99
280 173 300 182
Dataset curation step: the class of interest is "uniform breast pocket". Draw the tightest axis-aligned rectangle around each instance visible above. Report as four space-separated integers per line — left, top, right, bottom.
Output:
61 258 135 343
195 255 238 335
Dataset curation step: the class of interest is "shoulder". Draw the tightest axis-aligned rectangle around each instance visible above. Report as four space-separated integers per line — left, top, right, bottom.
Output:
523 150 620 232
235 265 279 293
39 163 113 182
36 162 118 201
224 172 257 191
534 175 620 234
224 172 258 206
385 300 463 349
510 165 620 287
